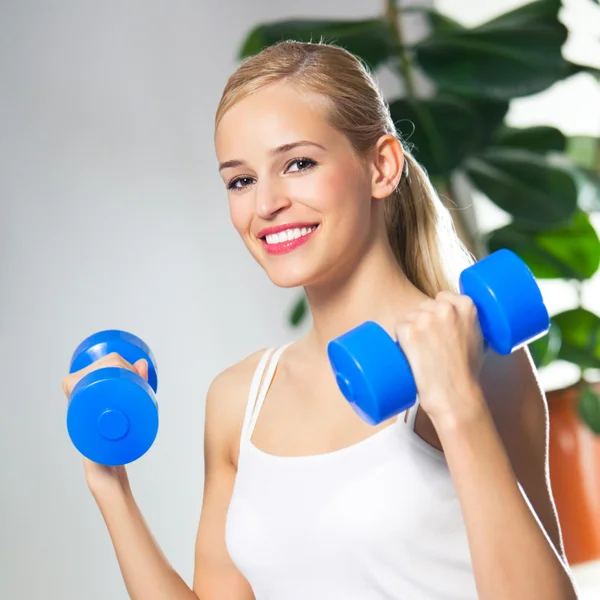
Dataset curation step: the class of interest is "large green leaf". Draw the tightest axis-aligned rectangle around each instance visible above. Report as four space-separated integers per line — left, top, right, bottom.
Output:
553 308 600 369
441 94 509 152
578 385 600 435
239 19 397 70
464 148 578 228
476 0 561 28
487 210 600 280
389 97 480 177
492 125 566 154
528 321 561 368
412 0 572 99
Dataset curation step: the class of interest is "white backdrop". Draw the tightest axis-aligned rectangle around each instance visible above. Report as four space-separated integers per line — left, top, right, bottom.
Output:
1 1 599 598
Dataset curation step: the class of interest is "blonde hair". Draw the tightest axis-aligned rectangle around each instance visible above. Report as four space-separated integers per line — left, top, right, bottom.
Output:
215 41 474 296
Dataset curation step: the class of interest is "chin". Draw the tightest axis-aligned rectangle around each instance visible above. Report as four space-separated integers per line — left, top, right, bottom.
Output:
263 264 317 289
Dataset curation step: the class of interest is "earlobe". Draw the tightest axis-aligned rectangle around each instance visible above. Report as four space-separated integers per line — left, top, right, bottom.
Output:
371 134 405 199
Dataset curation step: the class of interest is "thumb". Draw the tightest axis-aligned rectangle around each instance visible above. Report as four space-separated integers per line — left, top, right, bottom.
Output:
134 358 149 381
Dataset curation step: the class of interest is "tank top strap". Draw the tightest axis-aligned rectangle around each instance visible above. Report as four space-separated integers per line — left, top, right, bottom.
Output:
239 347 276 444
404 396 420 432
240 343 293 444
246 343 293 440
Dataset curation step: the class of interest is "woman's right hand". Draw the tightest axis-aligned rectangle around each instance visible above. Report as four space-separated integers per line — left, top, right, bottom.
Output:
62 353 149 495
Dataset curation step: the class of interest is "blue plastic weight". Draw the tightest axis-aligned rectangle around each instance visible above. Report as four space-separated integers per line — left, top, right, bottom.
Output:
327 249 550 426
66 330 159 466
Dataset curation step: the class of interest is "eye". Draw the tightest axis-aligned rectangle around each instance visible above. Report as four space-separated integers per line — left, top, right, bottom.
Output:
286 157 316 173
227 176 255 191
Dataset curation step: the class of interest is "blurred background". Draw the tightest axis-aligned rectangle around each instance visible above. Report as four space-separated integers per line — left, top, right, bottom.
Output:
1 0 599 598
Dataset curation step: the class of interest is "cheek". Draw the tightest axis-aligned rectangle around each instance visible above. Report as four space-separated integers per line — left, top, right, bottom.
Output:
228 197 253 235
313 160 369 214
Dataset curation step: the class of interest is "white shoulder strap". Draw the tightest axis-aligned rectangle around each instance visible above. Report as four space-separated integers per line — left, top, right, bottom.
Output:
239 348 276 444
246 343 293 440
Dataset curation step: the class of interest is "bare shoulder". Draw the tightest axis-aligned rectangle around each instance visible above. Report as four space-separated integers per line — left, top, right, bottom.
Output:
204 348 268 468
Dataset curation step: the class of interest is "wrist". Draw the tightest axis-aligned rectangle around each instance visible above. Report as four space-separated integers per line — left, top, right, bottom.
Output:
87 473 132 504
427 382 489 434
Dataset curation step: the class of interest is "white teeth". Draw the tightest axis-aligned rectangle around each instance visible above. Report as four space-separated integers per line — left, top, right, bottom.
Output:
265 225 317 245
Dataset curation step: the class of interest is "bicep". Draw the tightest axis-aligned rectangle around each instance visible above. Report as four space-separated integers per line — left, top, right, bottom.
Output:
481 347 566 562
192 377 255 600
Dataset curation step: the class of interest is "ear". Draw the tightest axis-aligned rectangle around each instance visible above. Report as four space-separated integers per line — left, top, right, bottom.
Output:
369 134 405 200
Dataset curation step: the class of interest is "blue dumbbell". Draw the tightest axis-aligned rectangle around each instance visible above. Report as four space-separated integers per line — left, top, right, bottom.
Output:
66 330 159 466
327 249 550 426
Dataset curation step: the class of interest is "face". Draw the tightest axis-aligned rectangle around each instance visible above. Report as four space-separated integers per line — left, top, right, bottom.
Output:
214 82 396 289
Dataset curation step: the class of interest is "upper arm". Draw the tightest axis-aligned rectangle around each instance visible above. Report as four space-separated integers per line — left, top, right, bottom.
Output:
480 346 567 562
192 364 259 600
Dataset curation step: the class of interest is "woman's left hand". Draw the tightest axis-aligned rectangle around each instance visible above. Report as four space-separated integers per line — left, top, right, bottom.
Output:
395 291 487 429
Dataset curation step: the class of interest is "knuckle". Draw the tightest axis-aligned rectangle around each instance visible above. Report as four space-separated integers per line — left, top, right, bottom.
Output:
416 311 433 328
103 352 128 367
462 296 476 311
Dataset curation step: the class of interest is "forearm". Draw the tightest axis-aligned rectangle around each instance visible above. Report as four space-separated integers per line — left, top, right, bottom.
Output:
92 484 198 600
432 390 578 600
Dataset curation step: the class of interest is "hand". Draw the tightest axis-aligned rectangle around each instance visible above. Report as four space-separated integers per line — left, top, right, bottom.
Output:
62 353 149 494
395 291 487 428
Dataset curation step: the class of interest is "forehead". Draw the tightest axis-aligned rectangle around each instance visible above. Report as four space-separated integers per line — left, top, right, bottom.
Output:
214 82 339 158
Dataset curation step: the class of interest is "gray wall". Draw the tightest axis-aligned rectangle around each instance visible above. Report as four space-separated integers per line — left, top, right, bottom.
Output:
1 0 599 598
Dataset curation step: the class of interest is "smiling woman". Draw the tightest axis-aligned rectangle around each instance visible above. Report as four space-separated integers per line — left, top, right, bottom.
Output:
190 40 580 600
78 39 579 600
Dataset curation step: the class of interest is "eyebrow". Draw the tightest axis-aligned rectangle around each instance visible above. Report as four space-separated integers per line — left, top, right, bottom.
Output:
218 140 326 172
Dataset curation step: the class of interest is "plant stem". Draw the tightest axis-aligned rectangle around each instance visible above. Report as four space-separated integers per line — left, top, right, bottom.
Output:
385 0 417 100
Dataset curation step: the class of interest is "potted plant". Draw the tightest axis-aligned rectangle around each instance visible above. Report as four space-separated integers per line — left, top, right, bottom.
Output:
236 0 600 564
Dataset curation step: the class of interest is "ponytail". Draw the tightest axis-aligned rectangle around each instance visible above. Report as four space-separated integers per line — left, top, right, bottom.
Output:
385 152 474 296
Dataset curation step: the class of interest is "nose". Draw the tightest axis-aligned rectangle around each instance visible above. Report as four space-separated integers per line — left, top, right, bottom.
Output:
254 179 291 219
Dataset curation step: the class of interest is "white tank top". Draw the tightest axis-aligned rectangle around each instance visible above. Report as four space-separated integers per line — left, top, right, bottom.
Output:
225 344 479 599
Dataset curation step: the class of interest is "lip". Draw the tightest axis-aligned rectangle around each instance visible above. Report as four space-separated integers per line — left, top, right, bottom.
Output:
260 224 320 255
257 222 319 239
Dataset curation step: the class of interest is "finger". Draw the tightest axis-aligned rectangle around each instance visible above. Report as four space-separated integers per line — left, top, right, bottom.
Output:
62 353 137 397
416 296 456 323
134 358 149 382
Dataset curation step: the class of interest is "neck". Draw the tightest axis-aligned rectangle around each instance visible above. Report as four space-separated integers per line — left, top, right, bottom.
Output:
303 238 429 358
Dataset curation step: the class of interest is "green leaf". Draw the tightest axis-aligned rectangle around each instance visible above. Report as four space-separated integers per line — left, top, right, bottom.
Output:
477 0 561 28
566 61 600 80
486 210 600 280
441 94 509 152
577 385 600 435
389 97 480 177
528 321 561 368
289 295 308 327
464 148 579 228
492 125 566 154
238 19 397 70
553 308 600 369
413 0 572 99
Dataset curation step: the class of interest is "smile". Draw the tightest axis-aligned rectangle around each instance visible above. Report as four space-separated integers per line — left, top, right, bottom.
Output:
260 225 319 255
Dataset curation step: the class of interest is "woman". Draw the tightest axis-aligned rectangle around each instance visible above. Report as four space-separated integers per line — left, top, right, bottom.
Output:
63 41 578 599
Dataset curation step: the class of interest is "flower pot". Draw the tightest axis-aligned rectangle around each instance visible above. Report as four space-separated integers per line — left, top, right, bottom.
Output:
547 382 600 566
